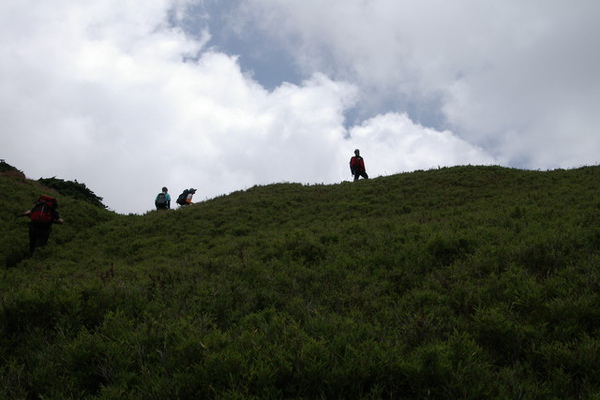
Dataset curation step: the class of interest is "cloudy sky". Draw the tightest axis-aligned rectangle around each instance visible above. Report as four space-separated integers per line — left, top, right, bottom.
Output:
2 0 599 214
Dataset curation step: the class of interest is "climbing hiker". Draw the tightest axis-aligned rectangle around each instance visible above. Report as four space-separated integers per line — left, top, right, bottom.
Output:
176 188 197 207
155 186 171 210
349 149 369 181
21 195 64 255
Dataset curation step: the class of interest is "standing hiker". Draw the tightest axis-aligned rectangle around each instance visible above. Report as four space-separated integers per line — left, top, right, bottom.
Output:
176 188 197 207
349 149 369 181
22 195 64 255
155 187 171 210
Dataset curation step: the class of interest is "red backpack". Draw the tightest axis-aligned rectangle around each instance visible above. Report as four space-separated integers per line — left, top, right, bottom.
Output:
30 195 57 224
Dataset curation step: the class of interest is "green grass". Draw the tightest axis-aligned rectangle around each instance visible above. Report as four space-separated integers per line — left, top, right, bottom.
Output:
2 163 600 398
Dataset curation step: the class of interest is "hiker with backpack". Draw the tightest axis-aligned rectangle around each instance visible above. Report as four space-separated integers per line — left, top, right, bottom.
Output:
176 188 197 207
155 187 171 210
349 149 369 181
21 195 64 255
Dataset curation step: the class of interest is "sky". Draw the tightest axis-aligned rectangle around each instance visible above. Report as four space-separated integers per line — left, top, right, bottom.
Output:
2 0 599 214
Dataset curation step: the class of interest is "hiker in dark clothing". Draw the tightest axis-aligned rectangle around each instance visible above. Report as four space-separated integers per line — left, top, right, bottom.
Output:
349 149 369 181
176 188 197 207
22 196 64 255
155 186 171 210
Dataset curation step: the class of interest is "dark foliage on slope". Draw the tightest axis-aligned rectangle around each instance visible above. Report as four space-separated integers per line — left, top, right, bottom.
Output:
2 163 600 398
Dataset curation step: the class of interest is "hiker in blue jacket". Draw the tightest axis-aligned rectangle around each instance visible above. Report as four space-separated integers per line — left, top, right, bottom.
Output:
155 187 171 210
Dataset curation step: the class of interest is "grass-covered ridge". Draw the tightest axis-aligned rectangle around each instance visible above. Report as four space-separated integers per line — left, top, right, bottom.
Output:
2 163 600 398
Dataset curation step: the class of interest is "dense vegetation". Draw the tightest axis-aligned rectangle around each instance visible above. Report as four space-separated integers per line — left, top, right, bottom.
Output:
2 161 600 399
37 177 106 209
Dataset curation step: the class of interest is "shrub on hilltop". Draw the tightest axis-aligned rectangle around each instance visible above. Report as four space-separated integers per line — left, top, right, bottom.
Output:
37 177 106 209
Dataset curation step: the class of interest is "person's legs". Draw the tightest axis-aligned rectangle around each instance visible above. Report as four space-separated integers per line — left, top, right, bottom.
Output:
354 171 368 181
37 228 50 248
29 224 51 254
29 225 36 255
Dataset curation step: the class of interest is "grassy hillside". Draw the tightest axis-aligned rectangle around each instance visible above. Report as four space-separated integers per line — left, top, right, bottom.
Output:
0 162 115 268
2 163 600 398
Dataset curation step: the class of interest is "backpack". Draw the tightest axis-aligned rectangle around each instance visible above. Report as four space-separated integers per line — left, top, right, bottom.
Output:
156 192 167 207
30 195 57 224
350 156 363 171
176 189 189 205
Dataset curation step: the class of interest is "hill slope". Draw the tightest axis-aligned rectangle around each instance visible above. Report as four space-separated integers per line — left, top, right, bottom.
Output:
2 164 600 398
0 162 116 267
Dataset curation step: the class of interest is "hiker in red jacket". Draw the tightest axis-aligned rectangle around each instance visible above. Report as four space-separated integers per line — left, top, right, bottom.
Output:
22 195 64 255
349 149 369 181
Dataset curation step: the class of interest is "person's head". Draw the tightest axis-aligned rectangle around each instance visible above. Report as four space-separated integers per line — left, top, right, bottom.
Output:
354 149 360 155
162 187 168 193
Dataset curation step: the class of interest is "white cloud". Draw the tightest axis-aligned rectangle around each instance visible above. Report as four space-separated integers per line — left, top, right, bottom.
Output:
2 0 510 214
237 0 600 169
348 113 495 176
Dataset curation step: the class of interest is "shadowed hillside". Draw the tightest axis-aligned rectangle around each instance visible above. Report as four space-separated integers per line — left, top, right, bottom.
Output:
0 162 115 268
2 162 600 398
